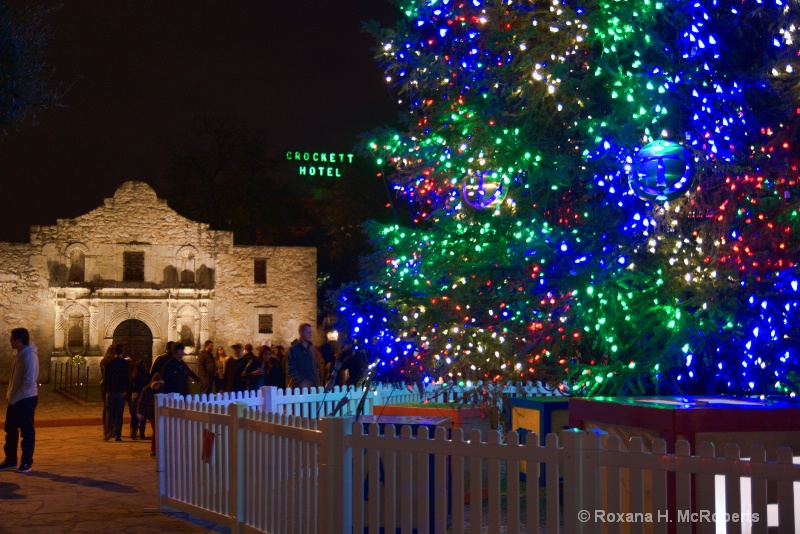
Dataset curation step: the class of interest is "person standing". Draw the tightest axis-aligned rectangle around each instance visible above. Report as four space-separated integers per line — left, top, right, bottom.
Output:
340 347 367 386
275 345 286 366
98 344 116 438
318 339 336 387
103 344 130 442
265 344 287 389
150 341 174 376
127 360 150 440
214 346 227 392
137 373 164 457
1 328 39 473
160 342 200 396
242 344 268 391
286 323 321 389
223 344 248 393
196 340 216 395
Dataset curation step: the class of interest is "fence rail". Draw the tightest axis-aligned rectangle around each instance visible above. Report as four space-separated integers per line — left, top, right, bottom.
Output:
156 389 800 534
175 383 422 417
51 362 92 403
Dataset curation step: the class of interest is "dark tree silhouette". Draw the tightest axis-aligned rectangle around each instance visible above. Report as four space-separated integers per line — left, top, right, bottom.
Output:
0 1 62 135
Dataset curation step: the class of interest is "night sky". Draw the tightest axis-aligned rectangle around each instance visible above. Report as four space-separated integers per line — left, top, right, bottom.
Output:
0 1 400 242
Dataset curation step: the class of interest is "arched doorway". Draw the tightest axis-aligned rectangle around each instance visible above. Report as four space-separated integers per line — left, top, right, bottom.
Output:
112 319 154 367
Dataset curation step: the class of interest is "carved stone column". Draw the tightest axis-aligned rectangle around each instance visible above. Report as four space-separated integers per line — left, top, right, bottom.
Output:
82 315 90 352
53 303 65 355
88 303 100 355
168 305 177 343
199 304 209 347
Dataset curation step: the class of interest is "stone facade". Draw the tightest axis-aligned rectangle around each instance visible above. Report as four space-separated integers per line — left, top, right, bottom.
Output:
0 181 316 383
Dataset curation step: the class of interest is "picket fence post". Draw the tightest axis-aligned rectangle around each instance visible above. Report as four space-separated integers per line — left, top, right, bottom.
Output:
261 385 278 412
562 429 582 534
228 402 246 534
582 429 605 534
320 416 353 534
562 428 605 534
155 393 167 510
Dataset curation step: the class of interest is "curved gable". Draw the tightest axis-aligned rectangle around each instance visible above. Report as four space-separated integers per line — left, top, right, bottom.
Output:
31 181 233 249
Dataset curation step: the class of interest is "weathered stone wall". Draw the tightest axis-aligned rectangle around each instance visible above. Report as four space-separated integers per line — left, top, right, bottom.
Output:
0 243 53 382
31 181 230 288
31 181 233 251
212 246 317 350
0 181 317 383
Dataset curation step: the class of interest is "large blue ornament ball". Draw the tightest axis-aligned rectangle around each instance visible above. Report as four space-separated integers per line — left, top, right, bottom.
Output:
629 140 694 202
461 169 507 209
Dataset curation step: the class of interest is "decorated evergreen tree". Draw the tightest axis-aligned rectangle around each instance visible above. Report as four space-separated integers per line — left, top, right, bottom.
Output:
336 0 800 397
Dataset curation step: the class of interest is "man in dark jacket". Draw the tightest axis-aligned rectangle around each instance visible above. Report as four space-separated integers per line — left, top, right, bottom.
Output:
242 345 266 391
223 343 249 392
103 344 130 441
196 340 216 395
287 324 321 389
265 344 287 389
150 341 174 376
161 343 200 396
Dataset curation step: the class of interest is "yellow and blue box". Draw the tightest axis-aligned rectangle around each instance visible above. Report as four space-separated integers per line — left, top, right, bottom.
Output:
509 396 569 485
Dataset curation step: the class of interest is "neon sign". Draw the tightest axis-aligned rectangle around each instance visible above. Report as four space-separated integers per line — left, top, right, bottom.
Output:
285 151 355 177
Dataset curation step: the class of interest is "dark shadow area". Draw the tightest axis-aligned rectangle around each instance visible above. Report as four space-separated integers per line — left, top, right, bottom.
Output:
180 324 195 347
68 261 84 283
180 268 195 285
196 265 214 289
48 261 67 286
156 510 232 533
162 265 178 287
0 481 25 499
25 471 138 493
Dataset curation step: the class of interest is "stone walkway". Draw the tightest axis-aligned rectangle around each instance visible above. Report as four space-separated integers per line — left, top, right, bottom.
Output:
0 387 229 533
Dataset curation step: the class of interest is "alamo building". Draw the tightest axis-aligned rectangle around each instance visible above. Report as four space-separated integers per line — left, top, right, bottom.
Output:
0 181 316 383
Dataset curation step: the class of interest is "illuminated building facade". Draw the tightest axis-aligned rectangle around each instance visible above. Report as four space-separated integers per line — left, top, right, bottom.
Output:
0 181 316 382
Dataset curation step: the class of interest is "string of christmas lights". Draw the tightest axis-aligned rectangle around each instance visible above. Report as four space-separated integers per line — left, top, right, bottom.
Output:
337 0 800 396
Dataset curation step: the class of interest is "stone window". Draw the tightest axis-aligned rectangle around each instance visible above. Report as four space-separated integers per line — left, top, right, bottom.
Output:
254 259 267 284
258 314 273 334
68 251 85 283
180 255 195 285
178 246 197 285
123 251 145 282
67 319 83 348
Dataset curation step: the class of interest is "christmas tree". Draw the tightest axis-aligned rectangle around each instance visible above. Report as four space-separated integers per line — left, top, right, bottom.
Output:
335 0 800 397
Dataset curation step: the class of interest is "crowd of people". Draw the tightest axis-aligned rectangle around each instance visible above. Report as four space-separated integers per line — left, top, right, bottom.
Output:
0 323 369 474
96 323 367 457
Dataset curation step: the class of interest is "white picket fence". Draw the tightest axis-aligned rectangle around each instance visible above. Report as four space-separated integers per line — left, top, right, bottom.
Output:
155 392 800 534
174 383 422 417
175 380 561 422
421 380 565 403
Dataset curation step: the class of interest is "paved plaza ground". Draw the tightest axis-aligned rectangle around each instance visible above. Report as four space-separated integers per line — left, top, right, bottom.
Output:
0 387 229 534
